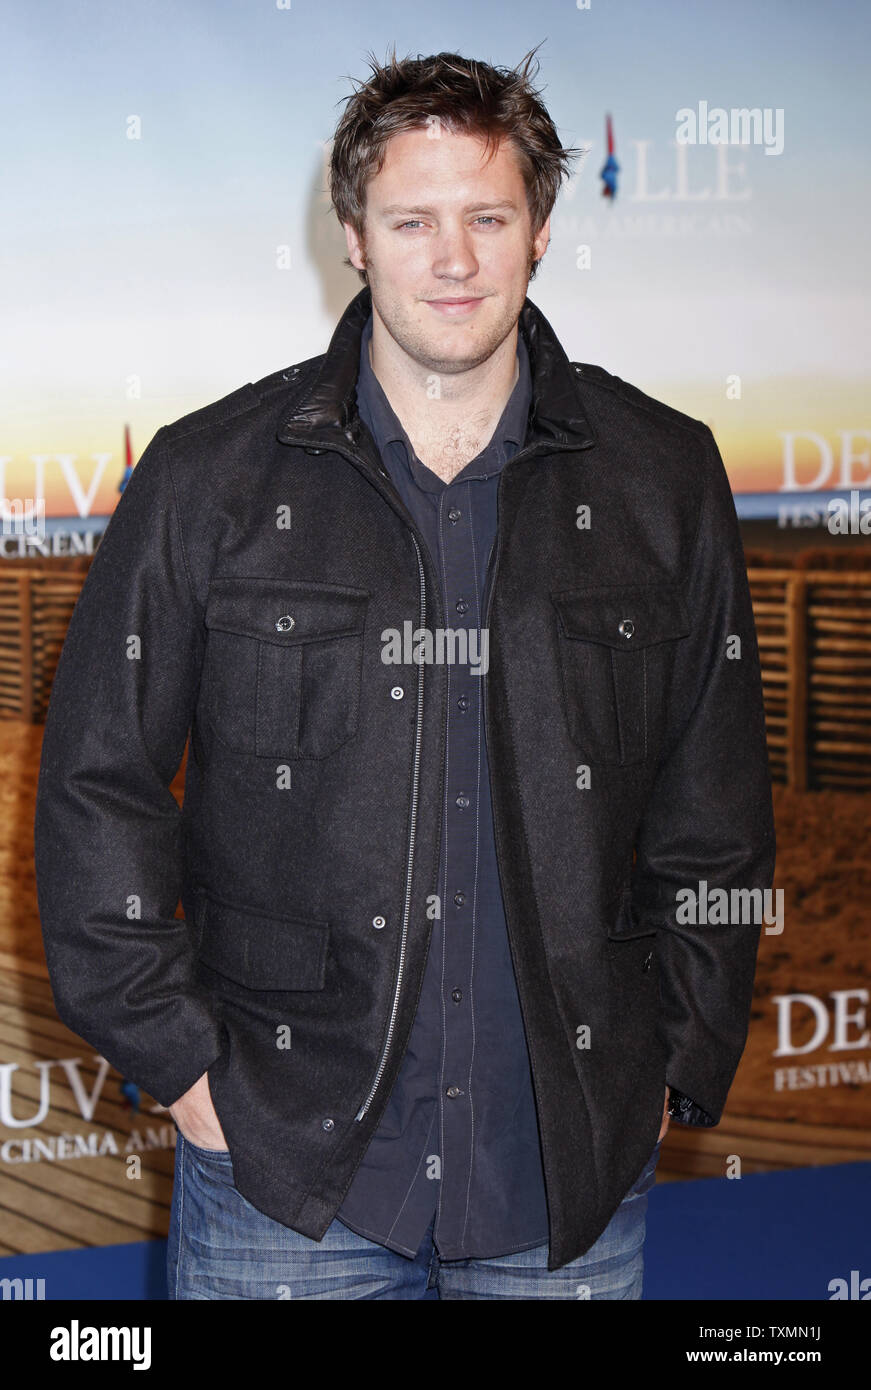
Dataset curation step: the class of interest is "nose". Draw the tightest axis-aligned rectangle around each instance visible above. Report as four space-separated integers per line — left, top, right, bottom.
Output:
431 222 480 282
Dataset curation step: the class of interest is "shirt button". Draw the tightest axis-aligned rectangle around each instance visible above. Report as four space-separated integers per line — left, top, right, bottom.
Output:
322 1118 334 1131
372 915 386 930
619 619 635 639
451 988 463 1004
448 508 462 524
453 891 466 907
455 598 469 615
455 793 470 809
390 686 404 700
457 695 469 712
275 614 295 632
446 1085 464 1099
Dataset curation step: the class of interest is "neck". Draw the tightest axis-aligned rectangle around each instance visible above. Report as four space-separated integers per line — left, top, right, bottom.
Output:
367 312 520 483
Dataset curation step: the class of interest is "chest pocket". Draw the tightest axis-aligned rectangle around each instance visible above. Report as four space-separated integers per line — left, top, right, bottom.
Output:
550 583 691 766
202 577 369 759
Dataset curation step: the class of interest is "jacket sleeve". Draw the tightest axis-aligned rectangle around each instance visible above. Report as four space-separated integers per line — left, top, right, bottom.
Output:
631 426 777 1126
33 427 226 1109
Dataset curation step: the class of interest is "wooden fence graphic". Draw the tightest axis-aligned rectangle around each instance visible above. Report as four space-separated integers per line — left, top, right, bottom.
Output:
0 567 87 724
2 561 870 789
749 568 871 790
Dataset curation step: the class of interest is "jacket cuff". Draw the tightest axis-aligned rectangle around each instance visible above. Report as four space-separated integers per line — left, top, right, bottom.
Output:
667 1084 717 1127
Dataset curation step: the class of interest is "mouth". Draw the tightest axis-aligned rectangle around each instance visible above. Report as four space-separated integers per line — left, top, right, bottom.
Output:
424 296 486 317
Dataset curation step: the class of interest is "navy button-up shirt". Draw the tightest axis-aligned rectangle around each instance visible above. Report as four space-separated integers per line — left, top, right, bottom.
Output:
336 312 550 1260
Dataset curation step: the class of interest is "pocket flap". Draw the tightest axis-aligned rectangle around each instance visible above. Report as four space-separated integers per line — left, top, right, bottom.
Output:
196 891 330 990
607 891 658 940
550 583 690 650
205 578 368 647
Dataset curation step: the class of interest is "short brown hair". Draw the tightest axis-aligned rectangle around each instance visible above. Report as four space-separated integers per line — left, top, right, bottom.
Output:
329 45 580 284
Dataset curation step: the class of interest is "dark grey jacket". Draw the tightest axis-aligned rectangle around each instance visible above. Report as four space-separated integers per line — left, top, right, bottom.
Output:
34 286 776 1271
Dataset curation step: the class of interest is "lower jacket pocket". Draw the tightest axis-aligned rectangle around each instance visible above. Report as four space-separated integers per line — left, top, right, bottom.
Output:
607 890 658 941
195 890 331 992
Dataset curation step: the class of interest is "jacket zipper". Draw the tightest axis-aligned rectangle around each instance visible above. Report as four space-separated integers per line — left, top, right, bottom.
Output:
282 435 441 1124
355 530 426 1120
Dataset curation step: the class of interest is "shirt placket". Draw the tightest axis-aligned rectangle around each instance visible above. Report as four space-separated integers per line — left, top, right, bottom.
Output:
433 477 484 1252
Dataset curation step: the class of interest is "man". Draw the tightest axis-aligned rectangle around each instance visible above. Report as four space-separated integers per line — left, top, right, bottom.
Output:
34 49 776 1300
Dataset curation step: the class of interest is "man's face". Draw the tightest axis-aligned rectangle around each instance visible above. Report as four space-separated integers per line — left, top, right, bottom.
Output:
343 126 550 376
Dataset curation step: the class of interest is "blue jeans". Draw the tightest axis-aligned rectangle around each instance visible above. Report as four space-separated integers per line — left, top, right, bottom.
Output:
167 1133 662 1300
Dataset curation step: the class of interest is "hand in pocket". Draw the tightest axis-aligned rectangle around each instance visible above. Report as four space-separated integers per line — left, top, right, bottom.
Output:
168 1071 229 1151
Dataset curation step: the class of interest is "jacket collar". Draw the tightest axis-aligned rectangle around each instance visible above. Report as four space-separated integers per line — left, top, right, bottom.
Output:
276 286 596 454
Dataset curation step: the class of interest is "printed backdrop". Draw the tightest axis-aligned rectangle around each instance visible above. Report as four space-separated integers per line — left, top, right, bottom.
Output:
0 0 868 1267
2 0 868 546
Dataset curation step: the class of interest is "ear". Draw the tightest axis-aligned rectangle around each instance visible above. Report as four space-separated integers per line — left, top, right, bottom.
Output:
533 213 551 264
343 221 366 273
